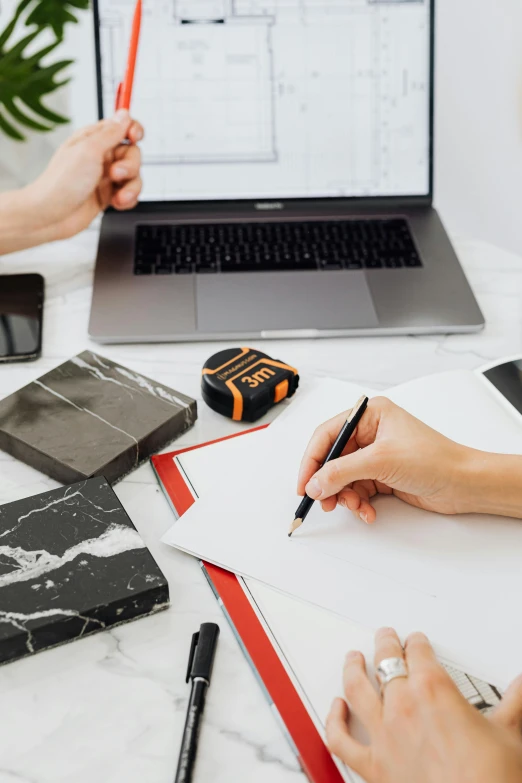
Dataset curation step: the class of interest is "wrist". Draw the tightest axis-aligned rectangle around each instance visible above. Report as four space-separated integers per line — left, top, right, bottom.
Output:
0 185 38 233
0 185 61 254
460 449 522 518
19 182 61 236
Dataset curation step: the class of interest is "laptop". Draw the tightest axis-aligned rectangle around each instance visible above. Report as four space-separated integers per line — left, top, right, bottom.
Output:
89 0 484 343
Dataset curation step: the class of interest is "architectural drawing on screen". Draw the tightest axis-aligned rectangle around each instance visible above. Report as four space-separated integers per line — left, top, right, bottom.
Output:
98 0 431 199
100 0 277 164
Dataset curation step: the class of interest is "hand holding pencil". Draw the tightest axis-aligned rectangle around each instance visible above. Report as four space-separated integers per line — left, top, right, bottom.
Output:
295 396 514 526
289 395 368 535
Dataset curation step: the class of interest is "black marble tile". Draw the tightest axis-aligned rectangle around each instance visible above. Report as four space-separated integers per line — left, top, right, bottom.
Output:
0 477 169 665
0 350 197 484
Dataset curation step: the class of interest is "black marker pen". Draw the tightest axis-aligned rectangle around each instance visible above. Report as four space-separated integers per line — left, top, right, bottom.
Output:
175 623 220 783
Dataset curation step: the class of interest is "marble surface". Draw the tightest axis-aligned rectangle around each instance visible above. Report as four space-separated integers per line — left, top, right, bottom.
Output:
0 228 521 783
0 477 169 665
0 350 196 485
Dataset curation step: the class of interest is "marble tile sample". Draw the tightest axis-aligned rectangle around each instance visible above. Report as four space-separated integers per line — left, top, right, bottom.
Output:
0 477 169 665
0 350 197 484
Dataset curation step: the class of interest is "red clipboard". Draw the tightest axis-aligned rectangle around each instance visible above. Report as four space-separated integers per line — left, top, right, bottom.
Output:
151 428 343 783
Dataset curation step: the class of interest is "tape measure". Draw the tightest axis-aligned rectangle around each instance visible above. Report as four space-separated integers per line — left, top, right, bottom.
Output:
202 347 299 422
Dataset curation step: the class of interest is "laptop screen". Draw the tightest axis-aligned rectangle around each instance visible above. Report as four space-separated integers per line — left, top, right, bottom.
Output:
97 0 432 202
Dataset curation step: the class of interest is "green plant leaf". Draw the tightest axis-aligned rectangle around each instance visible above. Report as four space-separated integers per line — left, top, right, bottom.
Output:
27 59 73 86
1 29 40 67
23 95 69 124
0 0 88 140
0 109 26 140
0 0 32 49
25 39 62 67
25 0 90 39
4 98 53 132
0 30 72 140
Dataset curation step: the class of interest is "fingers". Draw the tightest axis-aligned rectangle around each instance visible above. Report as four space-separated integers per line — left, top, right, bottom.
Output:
374 627 404 668
491 674 522 732
111 176 142 210
305 443 384 502
343 651 382 733
297 410 355 496
403 632 438 673
66 122 100 145
299 396 399 502
110 144 141 183
89 110 135 156
338 481 378 524
403 632 458 702
106 126 142 210
128 119 144 144
374 628 407 700
325 697 372 779
320 496 338 513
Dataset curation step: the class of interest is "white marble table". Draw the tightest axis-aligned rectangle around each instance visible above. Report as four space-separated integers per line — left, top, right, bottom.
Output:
0 230 521 783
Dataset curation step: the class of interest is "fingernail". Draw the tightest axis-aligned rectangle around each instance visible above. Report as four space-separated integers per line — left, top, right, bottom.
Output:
338 498 346 509
305 478 322 500
359 511 368 524
345 651 361 662
113 165 127 178
135 128 143 141
113 109 129 124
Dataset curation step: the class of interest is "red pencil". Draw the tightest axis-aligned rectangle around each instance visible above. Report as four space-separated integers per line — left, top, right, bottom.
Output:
114 0 142 111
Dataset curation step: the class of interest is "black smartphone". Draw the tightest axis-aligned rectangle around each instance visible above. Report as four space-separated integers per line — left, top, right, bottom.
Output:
483 359 522 417
0 274 44 363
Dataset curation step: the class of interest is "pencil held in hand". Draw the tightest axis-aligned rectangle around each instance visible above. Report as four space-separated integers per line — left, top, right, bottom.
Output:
114 0 142 112
288 395 369 537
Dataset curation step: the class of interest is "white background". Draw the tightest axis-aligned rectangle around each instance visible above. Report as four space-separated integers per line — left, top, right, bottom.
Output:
1 0 522 255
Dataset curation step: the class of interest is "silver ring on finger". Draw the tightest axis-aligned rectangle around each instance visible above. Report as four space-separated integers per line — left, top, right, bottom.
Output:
376 657 408 688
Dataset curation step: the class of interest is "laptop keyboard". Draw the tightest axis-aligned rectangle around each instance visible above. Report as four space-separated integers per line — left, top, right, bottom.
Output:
133 218 422 275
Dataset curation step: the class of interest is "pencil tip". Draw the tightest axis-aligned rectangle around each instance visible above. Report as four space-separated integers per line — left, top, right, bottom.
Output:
288 532 292 538
288 517 303 537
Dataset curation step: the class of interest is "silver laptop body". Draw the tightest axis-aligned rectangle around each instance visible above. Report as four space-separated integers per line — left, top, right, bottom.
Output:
89 0 484 343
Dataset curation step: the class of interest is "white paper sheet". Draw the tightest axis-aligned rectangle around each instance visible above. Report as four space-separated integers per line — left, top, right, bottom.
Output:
163 371 522 685
177 379 368 496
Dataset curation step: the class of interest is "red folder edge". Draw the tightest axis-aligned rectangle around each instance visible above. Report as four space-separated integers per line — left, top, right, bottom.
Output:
151 427 343 783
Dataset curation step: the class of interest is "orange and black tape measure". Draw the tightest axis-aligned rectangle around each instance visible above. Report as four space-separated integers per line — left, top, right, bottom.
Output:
202 347 299 422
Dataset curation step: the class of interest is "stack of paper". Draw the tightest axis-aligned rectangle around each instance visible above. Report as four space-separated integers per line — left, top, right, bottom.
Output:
163 371 522 688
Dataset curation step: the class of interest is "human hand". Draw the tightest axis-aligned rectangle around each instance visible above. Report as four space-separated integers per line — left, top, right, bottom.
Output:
297 397 477 523
326 628 522 783
27 110 143 240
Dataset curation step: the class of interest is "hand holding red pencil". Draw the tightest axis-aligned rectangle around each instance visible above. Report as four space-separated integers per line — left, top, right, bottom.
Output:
25 110 143 243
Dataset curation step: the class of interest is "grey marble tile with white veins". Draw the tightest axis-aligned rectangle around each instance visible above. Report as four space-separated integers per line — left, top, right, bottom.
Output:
0 350 197 484
0 476 169 665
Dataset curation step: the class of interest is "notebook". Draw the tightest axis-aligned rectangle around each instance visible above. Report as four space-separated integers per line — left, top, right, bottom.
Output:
163 366 522 687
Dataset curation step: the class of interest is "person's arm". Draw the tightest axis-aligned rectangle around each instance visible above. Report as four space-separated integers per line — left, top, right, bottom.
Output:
0 109 143 255
297 397 522 523
465 451 522 519
326 627 522 783
0 187 52 253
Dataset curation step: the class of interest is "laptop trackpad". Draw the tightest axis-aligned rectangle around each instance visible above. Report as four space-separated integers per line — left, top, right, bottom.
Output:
196 271 379 333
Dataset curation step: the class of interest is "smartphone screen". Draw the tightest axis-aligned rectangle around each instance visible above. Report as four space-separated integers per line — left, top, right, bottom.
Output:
0 274 44 362
483 359 522 417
